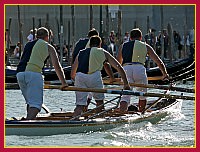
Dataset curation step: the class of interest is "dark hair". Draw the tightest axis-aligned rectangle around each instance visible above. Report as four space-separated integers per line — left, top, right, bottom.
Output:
17 42 21 46
36 27 49 39
130 28 142 39
90 36 102 47
87 28 99 37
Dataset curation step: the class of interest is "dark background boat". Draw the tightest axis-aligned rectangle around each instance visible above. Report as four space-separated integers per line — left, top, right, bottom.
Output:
5 57 194 84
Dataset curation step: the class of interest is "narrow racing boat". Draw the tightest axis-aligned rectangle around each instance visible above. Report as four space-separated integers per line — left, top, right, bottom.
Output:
5 96 182 136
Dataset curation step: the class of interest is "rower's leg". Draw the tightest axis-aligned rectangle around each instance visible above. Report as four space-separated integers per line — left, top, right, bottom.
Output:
85 97 92 111
26 107 39 120
26 104 29 113
119 101 128 112
95 100 104 113
73 105 86 118
138 99 147 112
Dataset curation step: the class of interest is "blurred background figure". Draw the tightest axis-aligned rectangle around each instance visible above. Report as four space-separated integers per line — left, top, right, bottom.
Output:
123 32 129 43
13 42 21 59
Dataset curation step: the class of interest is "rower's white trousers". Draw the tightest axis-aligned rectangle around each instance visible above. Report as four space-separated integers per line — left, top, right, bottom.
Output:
16 71 43 110
121 64 148 103
74 71 105 106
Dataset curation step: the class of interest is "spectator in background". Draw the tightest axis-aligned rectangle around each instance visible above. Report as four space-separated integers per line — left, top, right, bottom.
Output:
101 37 109 52
123 32 129 43
5 29 12 65
5 28 12 47
109 31 116 44
108 31 117 57
163 29 169 59
155 31 162 57
189 28 195 59
27 29 37 42
13 42 21 59
144 28 156 50
173 31 181 60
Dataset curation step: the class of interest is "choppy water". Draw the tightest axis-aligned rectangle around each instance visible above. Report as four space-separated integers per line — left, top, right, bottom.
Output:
5 81 195 147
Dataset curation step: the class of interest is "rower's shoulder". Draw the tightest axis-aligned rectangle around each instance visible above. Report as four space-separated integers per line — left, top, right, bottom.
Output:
77 38 89 43
24 39 38 49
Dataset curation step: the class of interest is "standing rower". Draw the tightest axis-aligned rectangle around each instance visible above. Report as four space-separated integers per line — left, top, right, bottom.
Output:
16 27 68 120
71 36 130 118
71 28 116 109
117 28 169 112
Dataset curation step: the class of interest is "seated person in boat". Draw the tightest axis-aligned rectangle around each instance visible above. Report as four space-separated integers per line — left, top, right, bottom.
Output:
16 27 68 120
71 36 130 118
117 28 169 112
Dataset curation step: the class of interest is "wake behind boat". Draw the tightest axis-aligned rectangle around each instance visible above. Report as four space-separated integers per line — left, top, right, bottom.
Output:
5 96 182 136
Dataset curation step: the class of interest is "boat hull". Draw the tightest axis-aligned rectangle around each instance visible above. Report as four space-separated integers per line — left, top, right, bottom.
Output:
5 99 182 136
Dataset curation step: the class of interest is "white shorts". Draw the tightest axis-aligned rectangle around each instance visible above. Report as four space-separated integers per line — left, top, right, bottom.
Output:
16 71 44 110
74 71 105 106
121 64 148 103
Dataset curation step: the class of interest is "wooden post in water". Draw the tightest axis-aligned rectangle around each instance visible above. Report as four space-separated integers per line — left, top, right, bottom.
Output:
59 5 64 66
167 23 173 62
147 16 150 33
105 5 109 38
183 6 188 58
45 13 49 30
45 13 51 41
117 10 122 45
32 17 35 40
56 17 60 45
67 20 71 64
134 21 137 28
100 5 103 37
160 6 164 60
6 17 12 65
38 18 42 28
71 5 75 52
17 5 23 58
89 5 93 29
45 13 53 68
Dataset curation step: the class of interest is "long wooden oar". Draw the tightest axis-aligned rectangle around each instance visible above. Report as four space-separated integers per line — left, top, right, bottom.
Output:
5 80 195 94
45 78 195 93
44 85 195 100
103 79 195 93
